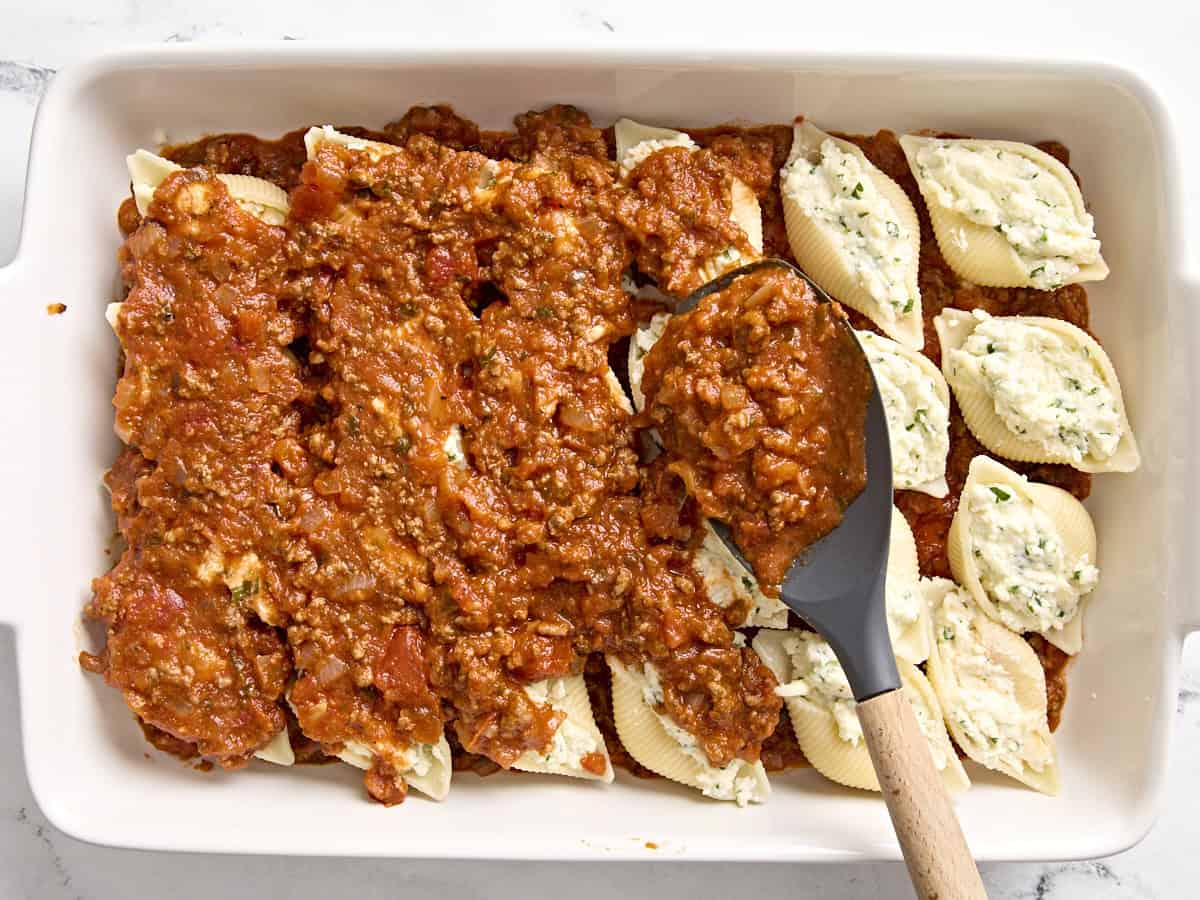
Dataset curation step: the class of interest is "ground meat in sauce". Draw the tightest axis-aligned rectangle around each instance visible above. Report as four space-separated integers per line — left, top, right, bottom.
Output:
90 106 783 803
640 266 870 593
85 110 1092 803
615 145 754 298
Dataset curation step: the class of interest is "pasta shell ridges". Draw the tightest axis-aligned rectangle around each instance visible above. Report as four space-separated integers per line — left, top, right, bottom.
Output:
946 454 1097 653
512 674 614 783
786 696 879 791
935 310 1140 473
900 134 1109 290
924 580 1060 795
857 329 951 496
781 171 922 348
608 657 768 804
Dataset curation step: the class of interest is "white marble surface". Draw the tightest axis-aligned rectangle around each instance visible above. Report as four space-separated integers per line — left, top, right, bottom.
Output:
2 3 1200 897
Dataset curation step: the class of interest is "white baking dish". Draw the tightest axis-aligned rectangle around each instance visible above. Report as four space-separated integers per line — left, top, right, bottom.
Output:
1 43 1197 861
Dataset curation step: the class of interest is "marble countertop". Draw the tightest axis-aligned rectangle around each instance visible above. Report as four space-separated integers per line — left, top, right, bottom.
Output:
2 3 1199 897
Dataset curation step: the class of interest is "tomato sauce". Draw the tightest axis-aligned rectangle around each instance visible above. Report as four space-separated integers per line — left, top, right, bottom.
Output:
86 108 1086 801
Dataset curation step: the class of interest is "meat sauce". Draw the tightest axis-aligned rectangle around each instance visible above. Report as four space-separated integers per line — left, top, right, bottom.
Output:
87 106 1085 802
641 266 869 592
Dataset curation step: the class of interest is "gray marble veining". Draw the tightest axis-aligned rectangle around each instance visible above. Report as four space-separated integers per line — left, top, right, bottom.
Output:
0 61 55 100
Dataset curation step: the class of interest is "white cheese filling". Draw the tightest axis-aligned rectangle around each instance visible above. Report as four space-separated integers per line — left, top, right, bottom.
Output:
949 316 1121 463
966 483 1098 634
909 700 948 771
781 139 915 322
911 142 1102 290
619 133 697 178
641 663 761 805
521 678 602 769
859 331 950 489
772 632 861 745
443 425 467 468
932 586 1052 773
338 737 440 778
628 311 670 412
887 579 924 644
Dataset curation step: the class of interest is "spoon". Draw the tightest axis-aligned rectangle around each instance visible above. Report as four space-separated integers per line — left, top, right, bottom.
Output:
677 260 987 900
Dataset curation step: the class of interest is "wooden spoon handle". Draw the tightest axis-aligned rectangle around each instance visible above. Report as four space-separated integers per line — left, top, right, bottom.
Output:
857 689 988 900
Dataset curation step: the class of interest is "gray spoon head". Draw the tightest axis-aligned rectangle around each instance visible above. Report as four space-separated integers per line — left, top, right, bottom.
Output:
679 259 898 701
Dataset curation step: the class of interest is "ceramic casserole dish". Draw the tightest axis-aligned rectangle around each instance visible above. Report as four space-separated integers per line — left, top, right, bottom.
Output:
0 43 1197 861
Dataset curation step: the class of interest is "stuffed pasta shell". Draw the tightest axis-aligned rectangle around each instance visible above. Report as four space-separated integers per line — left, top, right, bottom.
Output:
752 629 967 794
608 657 770 805
924 577 1060 794
947 455 1099 654
901 135 1108 290
780 121 923 347
935 308 1139 473
614 118 763 285
513 675 614 782
857 329 951 496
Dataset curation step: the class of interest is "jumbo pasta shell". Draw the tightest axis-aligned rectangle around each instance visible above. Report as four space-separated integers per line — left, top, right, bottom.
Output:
303 125 400 162
900 662 970 794
730 177 764 256
753 631 967 793
336 732 454 802
614 118 697 174
604 364 634 417
1023 479 1097 655
615 118 763 283
752 629 875 788
857 329 951 497
105 302 122 332
924 578 1059 794
889 504 920 583
934 308 1139 473
900 135 1109 289
127 148 291 225
785 692 879 791
253 728 295 766
127 149 183 216
213 174 290 225
608 656 770 805
947 455 1097 654
781 122 923 348
693 521 789 629
887 506 930 665
628 311 670 413
513 674 614 783
694 178 764 284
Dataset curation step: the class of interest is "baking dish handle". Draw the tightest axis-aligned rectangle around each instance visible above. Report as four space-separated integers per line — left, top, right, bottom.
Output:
0 256 36 632
1174 276 1200 636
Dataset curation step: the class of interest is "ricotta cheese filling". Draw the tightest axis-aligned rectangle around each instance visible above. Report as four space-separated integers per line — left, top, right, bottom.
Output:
781 139 915 322
966 483 1098 633
628 311 670 411
619 132 697 178
772 632 861 745
949 316 1121 463
339 737 442 778
859 331 950 489
641 663 761 805
521 678 602 770
911 142 1102 290
909 700 948 771
887 579 924 644
932 586 1052 773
